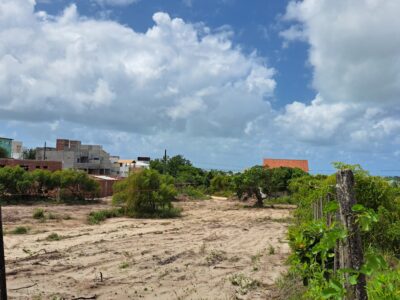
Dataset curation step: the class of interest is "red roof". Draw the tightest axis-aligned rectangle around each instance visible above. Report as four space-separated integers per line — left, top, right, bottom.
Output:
263 158 309 172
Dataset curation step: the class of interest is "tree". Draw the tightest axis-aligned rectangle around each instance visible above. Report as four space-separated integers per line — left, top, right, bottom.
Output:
23 148 36 160
210 173 233 194
53 169 99 201
150 154 193 177
113 169 178 216
0 147 8 158
233 166 271 207
270 167 308 194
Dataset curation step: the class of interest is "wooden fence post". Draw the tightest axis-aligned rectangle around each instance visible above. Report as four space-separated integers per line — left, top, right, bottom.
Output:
336 169 367 300
0 206 7 300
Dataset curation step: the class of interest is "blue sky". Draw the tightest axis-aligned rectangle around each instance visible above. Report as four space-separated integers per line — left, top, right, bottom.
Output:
1 0 400 174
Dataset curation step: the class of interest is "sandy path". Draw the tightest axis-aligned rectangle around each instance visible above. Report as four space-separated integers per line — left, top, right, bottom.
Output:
3 198 292 300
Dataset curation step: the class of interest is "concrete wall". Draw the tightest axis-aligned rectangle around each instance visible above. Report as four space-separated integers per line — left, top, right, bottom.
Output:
36 140 113 175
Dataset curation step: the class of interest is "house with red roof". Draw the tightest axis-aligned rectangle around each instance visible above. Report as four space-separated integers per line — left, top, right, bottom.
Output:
263 158 309 172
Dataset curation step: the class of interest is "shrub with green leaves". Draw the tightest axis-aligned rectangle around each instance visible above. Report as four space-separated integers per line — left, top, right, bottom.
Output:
284 163 400 299
113 169 179 218
0 166 99 202
46 233 62 241
179 186 210 200
87 208 123 224
33 208 45 220
12 226 29 234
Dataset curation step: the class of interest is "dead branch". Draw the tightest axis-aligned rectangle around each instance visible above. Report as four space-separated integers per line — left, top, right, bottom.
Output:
71 296 97 300
9 282 38 291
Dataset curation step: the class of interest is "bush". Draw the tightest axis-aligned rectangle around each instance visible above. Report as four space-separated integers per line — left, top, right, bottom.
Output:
179 186 210 200
0 166 99 202
282 163 400 299
87 208 123 225
46 233 62 241
113 169 179 217
367 266 400 299
33 208 45 220
12 226 29 234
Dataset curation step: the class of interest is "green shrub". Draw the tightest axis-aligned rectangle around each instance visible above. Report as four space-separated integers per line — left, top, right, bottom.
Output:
113 169 179 218
0 166 99 202
180 186 210 200
12 226 29 234
87 208 123 225
46 233 62 241
367 266 400 299
33 208 45 220
119 261 129 269
126 206 182 219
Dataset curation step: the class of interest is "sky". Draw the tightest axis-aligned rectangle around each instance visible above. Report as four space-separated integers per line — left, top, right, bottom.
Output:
0 0 399 174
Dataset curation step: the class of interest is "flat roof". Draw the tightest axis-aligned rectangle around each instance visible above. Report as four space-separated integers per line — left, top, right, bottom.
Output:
0 137 13 140
91 175 118 181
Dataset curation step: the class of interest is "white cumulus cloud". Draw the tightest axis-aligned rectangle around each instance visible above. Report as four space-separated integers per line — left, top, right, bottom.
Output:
0 0 276 138
278 0 400 150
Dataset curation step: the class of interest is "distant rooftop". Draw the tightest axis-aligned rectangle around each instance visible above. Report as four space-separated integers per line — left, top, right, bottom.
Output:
263 158 309 172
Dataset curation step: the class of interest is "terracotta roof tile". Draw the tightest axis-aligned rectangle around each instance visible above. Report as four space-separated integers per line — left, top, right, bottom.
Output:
263 158 309 172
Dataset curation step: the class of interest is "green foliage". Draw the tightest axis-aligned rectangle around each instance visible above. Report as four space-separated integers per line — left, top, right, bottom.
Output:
179 185 210 200
367 266 400 299
0 147 8 158
87 208 123 224
46 233 62 241
0 166 99 202
33 208 45 220
232 166 309 207
284 163 400 299
210 173 233 195
119 261 129 269
113 169 179 218
270 167 308 193
22 148 36 159
54 169 100 201
12 226 29 234
233 166 270 207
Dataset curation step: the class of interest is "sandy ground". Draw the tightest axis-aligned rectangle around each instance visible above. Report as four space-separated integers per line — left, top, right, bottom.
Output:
2 197 293 300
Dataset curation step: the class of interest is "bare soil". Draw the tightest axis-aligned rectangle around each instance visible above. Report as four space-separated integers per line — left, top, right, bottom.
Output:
3 197 293 300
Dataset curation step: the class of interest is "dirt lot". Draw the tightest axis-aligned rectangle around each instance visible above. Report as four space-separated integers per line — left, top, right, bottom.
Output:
3 198 293 300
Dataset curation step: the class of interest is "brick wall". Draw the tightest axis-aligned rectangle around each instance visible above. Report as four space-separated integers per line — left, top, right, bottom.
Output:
0 159 62 172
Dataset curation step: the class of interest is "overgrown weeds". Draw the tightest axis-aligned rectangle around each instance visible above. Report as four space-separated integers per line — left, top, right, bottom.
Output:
126 206 182 219
205 250 227 266
229 273 260 295
33 208 45 220
12 226 29 234
46 233 62 241
87 208 123 225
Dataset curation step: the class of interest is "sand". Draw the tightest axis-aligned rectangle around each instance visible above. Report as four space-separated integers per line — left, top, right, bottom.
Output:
2 197 293 300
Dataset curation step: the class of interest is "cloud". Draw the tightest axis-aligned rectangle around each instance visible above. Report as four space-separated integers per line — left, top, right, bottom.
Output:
0 0 276 139
282 0 400 106
92 0 140 6
278 0 400 150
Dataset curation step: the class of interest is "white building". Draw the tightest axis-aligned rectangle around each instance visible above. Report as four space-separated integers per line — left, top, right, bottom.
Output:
11 141 23 159
118 157 150 177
